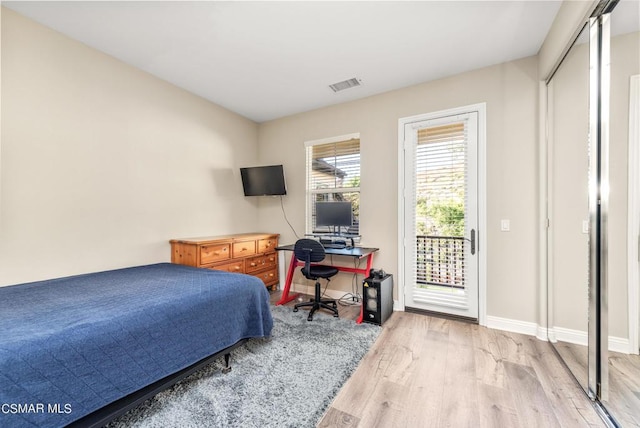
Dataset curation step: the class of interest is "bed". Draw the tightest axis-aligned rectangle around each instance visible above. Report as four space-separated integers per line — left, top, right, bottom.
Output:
0 263 273 428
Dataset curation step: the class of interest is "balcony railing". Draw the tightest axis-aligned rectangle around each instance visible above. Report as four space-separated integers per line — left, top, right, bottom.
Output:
416 235 465 289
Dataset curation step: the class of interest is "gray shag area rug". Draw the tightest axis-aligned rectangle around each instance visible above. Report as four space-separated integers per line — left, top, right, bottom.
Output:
108 304 381 428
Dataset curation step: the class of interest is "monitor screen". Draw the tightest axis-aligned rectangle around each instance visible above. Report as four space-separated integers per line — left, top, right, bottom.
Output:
240 165 287 196
315 201 353 229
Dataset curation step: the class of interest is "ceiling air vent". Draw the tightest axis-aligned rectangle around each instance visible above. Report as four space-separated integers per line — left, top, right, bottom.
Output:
329 77 362 93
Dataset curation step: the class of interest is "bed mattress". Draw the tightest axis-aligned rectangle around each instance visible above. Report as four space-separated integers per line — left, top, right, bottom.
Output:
0 263 273 427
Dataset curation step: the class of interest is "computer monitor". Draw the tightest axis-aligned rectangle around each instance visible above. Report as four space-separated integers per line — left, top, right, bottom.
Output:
315 201 353 234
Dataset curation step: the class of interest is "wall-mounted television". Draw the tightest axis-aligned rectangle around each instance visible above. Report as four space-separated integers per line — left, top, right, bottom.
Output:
240 165 287 196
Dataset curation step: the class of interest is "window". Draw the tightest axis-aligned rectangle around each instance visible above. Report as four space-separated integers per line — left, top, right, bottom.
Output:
305 134 360 236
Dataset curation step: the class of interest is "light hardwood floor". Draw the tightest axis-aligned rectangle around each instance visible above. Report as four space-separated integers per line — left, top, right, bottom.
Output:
269 291 606 427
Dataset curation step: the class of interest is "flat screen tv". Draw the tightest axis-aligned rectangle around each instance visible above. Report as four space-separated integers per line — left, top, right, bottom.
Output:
240 165 287 196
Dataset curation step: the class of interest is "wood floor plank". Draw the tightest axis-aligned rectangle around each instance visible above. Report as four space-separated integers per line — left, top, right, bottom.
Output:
472 324 507 389
494 330 529 366
317 407 360 428
503 361 561 427
477 383 522 428
438 340 481 427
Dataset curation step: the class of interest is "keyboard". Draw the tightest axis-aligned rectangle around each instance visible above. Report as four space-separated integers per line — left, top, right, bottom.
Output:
323 243 347 249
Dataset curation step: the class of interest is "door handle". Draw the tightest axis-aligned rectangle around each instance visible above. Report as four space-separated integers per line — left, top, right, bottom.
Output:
470 229 476 255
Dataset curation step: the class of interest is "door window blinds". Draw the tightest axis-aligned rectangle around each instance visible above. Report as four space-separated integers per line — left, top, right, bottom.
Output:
414 121 468 289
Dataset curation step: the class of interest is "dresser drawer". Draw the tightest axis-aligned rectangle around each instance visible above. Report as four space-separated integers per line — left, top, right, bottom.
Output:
232 241 256 258
245 253 277 274
210 260 244 274
200 244 231 264
254 267 278 286
258 237 278 254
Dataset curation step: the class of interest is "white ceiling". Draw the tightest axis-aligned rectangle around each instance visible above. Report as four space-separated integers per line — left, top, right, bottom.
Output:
3 1 564 123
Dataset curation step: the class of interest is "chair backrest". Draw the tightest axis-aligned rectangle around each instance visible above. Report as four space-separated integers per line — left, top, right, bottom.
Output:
293 239 326 264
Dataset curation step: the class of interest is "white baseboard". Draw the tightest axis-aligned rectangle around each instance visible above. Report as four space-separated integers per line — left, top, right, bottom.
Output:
485 317 632 354
486 315 540 337
536 326 549 342
608 336 632 354
552 326 586 346
542 326 631 354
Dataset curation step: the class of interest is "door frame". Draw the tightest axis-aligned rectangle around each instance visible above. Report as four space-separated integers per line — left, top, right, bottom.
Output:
397 103 487 326
629 74 640 354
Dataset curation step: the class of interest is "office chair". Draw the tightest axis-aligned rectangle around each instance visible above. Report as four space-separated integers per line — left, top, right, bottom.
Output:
292 239 339 321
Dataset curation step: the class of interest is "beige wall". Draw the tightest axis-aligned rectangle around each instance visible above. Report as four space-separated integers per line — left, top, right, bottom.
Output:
609 31 640 338
0 8 260 286
258 56 540 323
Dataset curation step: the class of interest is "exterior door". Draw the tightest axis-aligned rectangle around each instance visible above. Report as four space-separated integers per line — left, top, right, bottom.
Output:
402 108 480 320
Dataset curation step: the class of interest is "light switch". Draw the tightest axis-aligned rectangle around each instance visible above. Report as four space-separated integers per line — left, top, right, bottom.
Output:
582 220 589 234
501 219 510 232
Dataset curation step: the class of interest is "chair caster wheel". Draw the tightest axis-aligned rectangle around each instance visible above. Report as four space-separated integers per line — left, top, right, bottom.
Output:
307 315 313 321
333 313 339 317
293 308 298 312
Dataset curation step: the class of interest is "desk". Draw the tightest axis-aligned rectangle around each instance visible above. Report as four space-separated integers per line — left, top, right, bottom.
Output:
275 244 379 324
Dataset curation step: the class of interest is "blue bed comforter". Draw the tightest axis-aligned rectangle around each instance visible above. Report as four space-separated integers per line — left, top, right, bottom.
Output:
0 263 273 427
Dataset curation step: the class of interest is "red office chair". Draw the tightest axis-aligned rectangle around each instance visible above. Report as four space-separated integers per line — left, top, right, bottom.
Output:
292 239 339 321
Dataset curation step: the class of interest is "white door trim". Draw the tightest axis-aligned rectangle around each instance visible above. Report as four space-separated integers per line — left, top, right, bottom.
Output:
397 103 487 326
628 74 640 354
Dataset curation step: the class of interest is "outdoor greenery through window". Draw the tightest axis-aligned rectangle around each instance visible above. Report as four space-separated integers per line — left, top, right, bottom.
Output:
306 136 360 236
415 123 466 236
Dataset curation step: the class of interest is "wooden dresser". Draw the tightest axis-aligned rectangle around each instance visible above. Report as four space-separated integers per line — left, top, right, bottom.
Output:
170 233 279 290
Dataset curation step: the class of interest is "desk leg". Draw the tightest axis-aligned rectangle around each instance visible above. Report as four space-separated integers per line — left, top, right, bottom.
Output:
356 252 375 324
276 253 300 305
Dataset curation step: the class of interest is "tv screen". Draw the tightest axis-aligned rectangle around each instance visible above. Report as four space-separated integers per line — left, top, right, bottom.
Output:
240 165 287 196
315 201 353 228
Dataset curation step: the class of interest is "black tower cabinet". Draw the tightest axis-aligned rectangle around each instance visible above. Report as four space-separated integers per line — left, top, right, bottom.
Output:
362 273 393 325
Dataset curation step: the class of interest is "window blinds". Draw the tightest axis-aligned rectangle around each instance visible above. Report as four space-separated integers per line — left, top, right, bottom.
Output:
306 138 360 233
414 121 467 289
415 122 467 236
307 139 360 192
